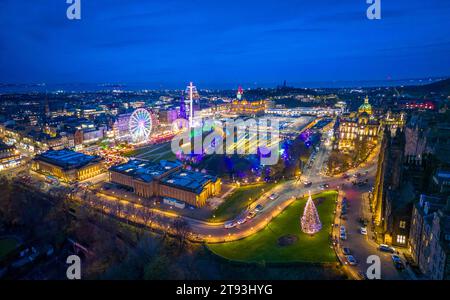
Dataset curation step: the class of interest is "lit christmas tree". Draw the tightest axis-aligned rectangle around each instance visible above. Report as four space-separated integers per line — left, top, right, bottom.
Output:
301 191 322 234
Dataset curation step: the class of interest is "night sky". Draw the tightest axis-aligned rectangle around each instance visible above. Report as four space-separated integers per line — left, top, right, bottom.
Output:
1 0 449 88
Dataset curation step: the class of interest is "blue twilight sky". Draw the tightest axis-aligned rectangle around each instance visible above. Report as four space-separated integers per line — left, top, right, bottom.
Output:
0 0 450 88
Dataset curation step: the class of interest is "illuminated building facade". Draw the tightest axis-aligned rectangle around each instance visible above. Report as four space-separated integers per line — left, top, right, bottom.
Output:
230 86 267 116
409 195 450 280
382 111 406 134
32 149 104 183
109 160 221 208
337 97 381 151
0 142 21 170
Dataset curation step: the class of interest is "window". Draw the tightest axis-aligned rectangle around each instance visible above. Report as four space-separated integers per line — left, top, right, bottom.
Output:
397 235 406 244
399 221 407 229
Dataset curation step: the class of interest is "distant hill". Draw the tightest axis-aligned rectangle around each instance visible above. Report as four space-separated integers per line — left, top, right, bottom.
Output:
399 78 450 97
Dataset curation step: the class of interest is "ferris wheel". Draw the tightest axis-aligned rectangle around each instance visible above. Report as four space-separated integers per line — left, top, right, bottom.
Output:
129 108 152 143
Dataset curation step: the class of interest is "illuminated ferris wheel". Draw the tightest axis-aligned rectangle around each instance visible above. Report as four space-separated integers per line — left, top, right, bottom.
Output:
129 108 152 143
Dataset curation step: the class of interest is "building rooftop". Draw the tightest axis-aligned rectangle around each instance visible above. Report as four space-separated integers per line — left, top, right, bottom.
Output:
0 141 14 151
161 169 218 194
35 149 100 170
110 159 181 183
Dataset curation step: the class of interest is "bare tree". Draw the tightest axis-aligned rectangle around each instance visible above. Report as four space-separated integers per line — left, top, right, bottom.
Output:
172 217 191 250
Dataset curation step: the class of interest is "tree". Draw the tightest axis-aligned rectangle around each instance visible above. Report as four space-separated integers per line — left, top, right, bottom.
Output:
172 217 191 250
301 192 322 235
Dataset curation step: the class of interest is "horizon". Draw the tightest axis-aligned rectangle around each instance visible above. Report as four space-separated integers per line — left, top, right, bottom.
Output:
0 75 448 93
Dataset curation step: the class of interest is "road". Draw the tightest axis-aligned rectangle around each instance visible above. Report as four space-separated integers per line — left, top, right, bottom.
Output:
330 148 412 280
71 139 406 278
2 128 411 280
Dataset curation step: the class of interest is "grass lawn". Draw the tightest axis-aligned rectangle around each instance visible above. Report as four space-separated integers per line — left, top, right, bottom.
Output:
0 238 19 260
208 191 337 263
212 182 278 222
124 143 177 162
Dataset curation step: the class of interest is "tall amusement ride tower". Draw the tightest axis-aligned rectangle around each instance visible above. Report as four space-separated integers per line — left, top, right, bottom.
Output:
185 82 199 128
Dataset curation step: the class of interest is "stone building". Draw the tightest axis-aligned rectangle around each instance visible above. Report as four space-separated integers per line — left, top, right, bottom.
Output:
337 97 381 151
373 127 416 246
109 159 221 208
409 195 450 280
230 86 267 116
32 149 104 183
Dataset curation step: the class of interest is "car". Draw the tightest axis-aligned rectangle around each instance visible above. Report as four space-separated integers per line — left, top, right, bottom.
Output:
345 255 358 265
379 244 396 253
319 183 329 190
360 227 368 235
254 204 264 212
340 232 347 240
303 181 312 187
343 247 352 255
340 225 346 233
246 211 256 219
236 218 247 225
224 221 237 229
342 173 350 179
269 193 279 200
392 254 405 270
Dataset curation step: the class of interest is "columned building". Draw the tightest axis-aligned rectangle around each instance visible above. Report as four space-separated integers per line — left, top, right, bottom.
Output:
337 97 381 151
32 149 104 183
109 160 222 208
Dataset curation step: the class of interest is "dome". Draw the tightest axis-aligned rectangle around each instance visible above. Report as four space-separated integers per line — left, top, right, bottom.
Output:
358 96 373 115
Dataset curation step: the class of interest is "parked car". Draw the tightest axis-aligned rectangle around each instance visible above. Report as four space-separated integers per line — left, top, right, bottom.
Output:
246 211 256 219
360 227 368 235
304 181 313 188
236 217 247 225
254 204 264 212
379 244 396 253
346 255 358 265
340 232 347 240
340 225 346 233
392 254 405 270
343 247 352 255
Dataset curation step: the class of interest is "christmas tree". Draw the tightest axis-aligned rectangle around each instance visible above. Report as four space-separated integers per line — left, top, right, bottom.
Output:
301 191 322 234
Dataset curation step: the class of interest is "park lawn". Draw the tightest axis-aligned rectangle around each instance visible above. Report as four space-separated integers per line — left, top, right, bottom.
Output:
0 238 19 260
212 182 278 222
208 191 337 264
124 143 176 162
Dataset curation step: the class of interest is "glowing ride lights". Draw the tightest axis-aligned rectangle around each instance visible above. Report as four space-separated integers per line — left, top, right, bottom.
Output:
301 191 322 235
129 108 153 143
